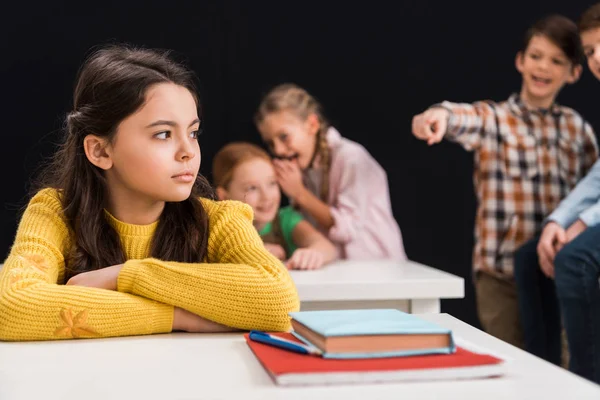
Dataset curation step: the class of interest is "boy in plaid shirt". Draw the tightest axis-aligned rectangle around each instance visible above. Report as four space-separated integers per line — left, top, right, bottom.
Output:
525 3 600 384
411 15 598 349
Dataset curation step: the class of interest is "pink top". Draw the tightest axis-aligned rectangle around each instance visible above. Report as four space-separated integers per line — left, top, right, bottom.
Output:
298 127 406 260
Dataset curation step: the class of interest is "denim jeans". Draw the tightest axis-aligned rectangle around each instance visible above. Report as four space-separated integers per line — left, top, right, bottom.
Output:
514 236 562 365
554 224 600 385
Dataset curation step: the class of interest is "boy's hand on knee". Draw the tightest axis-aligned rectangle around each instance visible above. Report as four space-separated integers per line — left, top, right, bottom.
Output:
537 222 567 279
565 219 587 243
411 108 449 145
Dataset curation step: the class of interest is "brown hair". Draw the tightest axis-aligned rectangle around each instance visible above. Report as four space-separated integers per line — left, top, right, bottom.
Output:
579 3 600 33
33 44 214 281
212 142 272 189
521 14 583 66
254 83 331 201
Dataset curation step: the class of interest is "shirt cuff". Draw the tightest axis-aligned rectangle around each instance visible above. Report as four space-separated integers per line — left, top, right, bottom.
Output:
579 208 600 228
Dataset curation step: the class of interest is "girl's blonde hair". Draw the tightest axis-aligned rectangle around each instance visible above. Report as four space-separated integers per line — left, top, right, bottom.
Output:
254 83 331 201
212 142 272 189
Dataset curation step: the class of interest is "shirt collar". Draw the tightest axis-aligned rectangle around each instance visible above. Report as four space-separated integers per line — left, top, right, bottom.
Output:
508 93 562 117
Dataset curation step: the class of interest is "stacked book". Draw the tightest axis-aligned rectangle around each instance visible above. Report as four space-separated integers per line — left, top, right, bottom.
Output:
245 309 505 386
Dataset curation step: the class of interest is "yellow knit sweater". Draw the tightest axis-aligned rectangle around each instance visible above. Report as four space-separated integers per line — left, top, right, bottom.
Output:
0 188 300 341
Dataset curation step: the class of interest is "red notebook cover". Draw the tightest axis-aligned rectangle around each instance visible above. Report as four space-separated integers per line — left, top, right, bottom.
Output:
245 333 505 386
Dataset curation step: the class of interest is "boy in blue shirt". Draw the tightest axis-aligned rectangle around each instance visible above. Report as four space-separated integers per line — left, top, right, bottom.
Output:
516 3 600 385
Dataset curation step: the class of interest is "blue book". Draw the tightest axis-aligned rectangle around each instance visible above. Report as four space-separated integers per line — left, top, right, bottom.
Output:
289 309 456 359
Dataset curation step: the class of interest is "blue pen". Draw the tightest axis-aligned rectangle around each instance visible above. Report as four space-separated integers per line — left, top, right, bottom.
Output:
249 330 322 356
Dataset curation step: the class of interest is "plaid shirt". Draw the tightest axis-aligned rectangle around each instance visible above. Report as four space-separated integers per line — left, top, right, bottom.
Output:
438 94 598 279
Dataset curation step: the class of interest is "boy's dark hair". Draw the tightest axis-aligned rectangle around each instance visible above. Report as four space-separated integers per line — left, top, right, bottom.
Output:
579 3 600 33
521 14 583 65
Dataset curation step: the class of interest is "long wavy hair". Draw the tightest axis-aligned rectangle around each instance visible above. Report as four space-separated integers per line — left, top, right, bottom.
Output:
33 44 214 281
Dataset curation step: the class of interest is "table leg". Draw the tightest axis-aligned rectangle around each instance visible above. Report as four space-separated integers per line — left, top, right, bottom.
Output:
409 299 441 313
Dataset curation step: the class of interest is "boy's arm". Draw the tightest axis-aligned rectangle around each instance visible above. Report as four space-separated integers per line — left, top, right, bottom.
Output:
547 123 600 229
433 101 497 151
549 162 600 228
581 121 599 175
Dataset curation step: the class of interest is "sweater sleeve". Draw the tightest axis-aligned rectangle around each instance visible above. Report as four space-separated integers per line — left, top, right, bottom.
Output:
117 200 301 332
0 189 174 341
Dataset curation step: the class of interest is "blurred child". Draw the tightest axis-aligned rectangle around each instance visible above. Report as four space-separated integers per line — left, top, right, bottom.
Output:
255 83 406 261
213 142 338 270
535 3 600 383
411 15 597 351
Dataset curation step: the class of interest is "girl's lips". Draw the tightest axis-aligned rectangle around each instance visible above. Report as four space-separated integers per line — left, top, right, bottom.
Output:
172 173 195 183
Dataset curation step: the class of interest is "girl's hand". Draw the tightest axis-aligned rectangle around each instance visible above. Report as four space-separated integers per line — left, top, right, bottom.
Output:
264 243 287 260
286 248 325 270
172 307 238 333
273 159 306 201
66 264 124 290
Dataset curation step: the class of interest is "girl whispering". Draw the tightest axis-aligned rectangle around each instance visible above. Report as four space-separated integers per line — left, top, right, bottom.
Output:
213 142 338 270
254 83 406 261
0 44 299 341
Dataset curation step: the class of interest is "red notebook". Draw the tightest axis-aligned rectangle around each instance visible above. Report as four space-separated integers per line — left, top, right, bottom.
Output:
245 333 505 386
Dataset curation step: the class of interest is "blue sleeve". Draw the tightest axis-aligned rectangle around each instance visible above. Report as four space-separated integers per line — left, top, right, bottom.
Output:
548 159 600 228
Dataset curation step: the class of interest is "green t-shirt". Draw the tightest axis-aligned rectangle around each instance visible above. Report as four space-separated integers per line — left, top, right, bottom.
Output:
259 206 304 257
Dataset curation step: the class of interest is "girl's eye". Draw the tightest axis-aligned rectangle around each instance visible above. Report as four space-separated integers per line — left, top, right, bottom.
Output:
154 131 170 140
190 130 199 139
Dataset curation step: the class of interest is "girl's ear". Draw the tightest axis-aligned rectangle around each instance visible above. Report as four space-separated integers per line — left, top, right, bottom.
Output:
83 134 113 170
306 113 321 137
215 186 229 201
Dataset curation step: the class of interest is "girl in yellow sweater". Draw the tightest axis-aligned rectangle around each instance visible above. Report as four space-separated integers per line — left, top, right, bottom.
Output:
0 44 300 341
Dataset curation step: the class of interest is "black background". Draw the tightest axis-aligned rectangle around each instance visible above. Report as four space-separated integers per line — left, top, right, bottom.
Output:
2 1 598 328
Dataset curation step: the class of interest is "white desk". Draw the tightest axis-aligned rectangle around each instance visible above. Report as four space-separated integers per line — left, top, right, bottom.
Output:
0 260 464 313
290 259 465 313
0 313 598 400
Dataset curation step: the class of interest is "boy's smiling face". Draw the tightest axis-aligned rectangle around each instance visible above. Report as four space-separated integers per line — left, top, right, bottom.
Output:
516 34 581 108
581 27 600 80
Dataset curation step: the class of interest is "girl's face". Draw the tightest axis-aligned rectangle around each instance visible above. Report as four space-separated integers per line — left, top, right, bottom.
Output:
219 158 281 227
257 110 319 170
89 83 201 207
